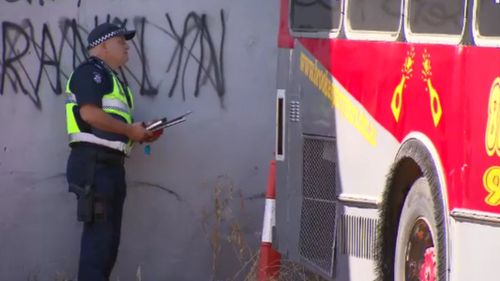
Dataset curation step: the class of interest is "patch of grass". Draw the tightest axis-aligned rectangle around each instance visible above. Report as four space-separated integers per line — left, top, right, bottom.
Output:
242 254 328 281
202 175 327 281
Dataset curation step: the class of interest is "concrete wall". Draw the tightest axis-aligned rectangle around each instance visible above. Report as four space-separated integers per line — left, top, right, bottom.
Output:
0 0 278 280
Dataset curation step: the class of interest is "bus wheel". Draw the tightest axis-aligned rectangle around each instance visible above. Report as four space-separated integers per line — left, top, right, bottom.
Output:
394 177 443 281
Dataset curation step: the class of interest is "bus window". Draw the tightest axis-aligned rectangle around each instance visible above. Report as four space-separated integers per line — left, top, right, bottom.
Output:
476 0 500 37
408 0 465 35
347 0 401 32
291 0 342 32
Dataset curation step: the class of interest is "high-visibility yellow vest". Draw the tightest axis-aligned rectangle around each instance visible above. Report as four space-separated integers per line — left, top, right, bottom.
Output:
65 70 134 155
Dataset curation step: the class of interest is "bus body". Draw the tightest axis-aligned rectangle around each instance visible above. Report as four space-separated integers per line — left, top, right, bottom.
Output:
274 0 500 280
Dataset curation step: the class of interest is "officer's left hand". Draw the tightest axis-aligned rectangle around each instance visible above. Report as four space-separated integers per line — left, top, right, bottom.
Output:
144 129 163 143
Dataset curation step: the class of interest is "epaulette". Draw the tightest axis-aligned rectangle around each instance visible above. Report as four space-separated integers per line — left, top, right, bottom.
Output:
72 57 113 82
73 58 103 72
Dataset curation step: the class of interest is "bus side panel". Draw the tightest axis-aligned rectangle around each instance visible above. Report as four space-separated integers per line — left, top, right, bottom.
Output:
295 43 339 277
276 41 340 278
276 43 302 261
275 45 301 258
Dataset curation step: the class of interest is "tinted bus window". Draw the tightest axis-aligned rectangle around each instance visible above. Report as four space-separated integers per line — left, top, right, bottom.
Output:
291 0 342 31
408 0 465 35
347 0 401 31
476 0 500 37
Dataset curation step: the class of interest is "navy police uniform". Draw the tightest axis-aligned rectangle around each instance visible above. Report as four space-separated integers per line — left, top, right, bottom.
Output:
65 23 136 281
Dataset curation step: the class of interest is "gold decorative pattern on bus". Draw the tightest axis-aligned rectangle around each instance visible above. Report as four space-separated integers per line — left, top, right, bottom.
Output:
391 48 443 127
485 78 500 157
391 47 415 122
422 49 443 127
299 52 378 146
483 78 500 206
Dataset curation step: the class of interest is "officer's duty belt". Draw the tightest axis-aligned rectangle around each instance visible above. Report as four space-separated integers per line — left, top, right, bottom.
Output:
71 142 125 166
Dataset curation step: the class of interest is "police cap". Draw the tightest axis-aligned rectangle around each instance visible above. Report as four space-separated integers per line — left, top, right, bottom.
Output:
87 23 136 50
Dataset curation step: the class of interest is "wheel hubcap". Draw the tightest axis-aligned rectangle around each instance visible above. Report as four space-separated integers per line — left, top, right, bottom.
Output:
404 218 436 281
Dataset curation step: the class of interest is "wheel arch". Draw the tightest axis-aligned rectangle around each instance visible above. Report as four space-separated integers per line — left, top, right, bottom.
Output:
375 133 450 281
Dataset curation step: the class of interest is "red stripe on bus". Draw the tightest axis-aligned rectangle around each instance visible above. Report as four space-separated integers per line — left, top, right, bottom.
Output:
278 0 294 49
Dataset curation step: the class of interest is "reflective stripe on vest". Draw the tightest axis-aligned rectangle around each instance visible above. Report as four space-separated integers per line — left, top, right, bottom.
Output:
102 97 132 123
69 132 131 155
65 71 134 154
103 75 133 124
66 93 77 104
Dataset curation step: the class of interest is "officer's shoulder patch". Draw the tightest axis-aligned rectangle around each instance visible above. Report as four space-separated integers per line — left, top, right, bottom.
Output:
93 72 102 84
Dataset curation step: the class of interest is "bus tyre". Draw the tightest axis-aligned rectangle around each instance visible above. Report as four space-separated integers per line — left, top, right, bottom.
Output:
394 177 444 281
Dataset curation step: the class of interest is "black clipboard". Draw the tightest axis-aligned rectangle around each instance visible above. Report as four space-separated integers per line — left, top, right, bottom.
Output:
145 111 192 132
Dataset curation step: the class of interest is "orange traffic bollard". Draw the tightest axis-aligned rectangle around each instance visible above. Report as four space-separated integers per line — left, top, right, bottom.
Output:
258 160 281 281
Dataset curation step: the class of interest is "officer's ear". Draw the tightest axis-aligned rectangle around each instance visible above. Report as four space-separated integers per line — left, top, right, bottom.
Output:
88 45 101 57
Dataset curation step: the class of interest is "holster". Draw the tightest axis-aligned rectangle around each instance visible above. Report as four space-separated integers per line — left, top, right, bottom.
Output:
69 183 95 222
68 148 97 223
68 145 124 223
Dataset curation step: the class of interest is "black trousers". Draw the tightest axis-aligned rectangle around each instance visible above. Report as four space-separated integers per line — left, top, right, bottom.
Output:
66 145 126 281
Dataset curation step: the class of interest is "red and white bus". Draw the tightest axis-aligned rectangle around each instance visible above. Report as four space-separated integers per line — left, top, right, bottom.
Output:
273 0 500 280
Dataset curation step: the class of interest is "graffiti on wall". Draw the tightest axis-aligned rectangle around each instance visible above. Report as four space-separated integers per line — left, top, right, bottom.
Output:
0 10 226 109
4 0 82 7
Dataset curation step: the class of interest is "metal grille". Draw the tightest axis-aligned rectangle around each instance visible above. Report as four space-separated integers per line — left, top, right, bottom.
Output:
299 136 337 276
337 215 378 260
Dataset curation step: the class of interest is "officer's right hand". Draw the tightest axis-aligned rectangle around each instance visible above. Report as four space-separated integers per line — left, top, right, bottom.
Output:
127 122 153 142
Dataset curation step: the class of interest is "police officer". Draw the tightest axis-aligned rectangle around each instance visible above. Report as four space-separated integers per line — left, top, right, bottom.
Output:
65 23 162 281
